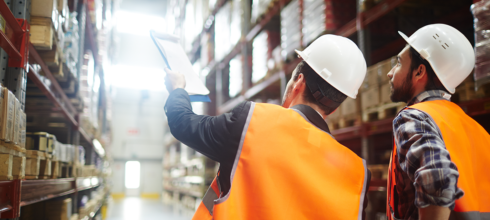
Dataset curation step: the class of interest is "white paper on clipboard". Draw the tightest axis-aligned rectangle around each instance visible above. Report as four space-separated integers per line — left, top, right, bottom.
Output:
150 31 210 102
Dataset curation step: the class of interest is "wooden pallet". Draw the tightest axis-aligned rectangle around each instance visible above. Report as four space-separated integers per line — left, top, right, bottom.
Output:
25 150 52 179
0 145 26 180
362 102 406 122
454 75 490 103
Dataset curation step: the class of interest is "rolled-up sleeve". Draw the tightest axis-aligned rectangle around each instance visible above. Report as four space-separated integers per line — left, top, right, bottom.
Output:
393 109 464 209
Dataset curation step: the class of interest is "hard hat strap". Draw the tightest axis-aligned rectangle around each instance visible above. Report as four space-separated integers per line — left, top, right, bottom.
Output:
304 69 342 110
311 90 342 109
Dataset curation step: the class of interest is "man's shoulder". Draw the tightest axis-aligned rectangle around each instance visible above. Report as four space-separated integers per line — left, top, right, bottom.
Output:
394 107 432 126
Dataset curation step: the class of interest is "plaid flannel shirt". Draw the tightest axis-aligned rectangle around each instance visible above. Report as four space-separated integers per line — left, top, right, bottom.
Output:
392 90 464 219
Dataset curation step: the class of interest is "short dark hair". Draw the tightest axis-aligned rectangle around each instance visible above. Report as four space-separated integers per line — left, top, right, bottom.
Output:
293 61 347 114
408 46 449 93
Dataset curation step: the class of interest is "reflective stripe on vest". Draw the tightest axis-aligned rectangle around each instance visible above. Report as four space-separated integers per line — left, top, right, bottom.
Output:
192 177 220 220
387 100 490 220
193 102 369 219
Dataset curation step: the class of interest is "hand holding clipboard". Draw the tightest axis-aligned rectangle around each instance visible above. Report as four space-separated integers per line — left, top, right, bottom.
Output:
150 30 211 102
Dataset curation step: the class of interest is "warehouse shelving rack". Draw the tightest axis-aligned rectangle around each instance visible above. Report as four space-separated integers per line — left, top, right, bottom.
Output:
0 0 110 218
166 0 490 216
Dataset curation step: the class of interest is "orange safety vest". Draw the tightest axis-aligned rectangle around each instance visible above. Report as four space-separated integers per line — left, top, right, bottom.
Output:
387 100 490 220
193 103 369 220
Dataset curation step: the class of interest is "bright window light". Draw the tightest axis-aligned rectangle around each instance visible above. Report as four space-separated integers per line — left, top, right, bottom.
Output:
115 10 166 36
125 161 141 189
107 65 166 91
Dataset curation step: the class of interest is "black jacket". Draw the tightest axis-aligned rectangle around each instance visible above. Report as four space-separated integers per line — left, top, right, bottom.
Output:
164 89 370 217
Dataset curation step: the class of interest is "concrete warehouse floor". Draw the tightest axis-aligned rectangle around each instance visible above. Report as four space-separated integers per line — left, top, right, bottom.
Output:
105 197 192 220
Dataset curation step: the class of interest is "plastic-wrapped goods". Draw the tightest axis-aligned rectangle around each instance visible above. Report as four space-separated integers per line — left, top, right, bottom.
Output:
215 2 232 61
64 12 80 77
472 0 490 83
251 0 273 24
77 146 85 166
229 55 243 97
253 32 269 83
303 0 326 46
303 0 356 46
281 0 301 60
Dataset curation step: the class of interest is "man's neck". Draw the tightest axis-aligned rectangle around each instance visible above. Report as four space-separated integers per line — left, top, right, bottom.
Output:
290 103 327 119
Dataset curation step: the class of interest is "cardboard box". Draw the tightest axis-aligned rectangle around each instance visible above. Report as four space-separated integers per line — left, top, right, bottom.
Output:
12 98 21 145
30 17 54 50
380 82 392 104
361 86 380 110
20 112 26 148
45 198 72 220
341 97 358 117
1 88 15 142
31 0 58 18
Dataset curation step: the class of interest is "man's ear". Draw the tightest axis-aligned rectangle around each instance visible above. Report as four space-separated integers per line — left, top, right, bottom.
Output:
413 64 427 81
293 73 306 92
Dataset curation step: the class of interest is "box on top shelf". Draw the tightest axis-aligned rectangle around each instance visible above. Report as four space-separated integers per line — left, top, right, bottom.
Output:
472 0 490 85
302 0 357 47
281 0 301 61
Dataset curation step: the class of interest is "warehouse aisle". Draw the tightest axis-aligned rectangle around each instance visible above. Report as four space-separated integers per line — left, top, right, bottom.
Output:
106 197 191 220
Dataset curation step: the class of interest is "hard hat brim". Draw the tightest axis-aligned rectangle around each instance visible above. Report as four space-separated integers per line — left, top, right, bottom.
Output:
295 49 306 60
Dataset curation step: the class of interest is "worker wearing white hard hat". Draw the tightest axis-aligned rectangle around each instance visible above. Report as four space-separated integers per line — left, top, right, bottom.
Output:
164 35 372 219
386 24 490 220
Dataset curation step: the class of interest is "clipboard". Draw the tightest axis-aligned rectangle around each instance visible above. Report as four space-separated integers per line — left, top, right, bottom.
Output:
150 30 211 102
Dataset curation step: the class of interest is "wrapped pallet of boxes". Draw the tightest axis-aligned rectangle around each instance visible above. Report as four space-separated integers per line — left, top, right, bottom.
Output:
362 56 404 122
339 97 361 128
281 0 300 60
302 0 356 46
1 88 15 142
472 0 490 84
361 66 381 121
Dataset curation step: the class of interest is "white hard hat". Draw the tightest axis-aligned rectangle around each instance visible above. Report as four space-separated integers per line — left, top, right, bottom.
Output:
295 35 367 98
399 24 475 94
